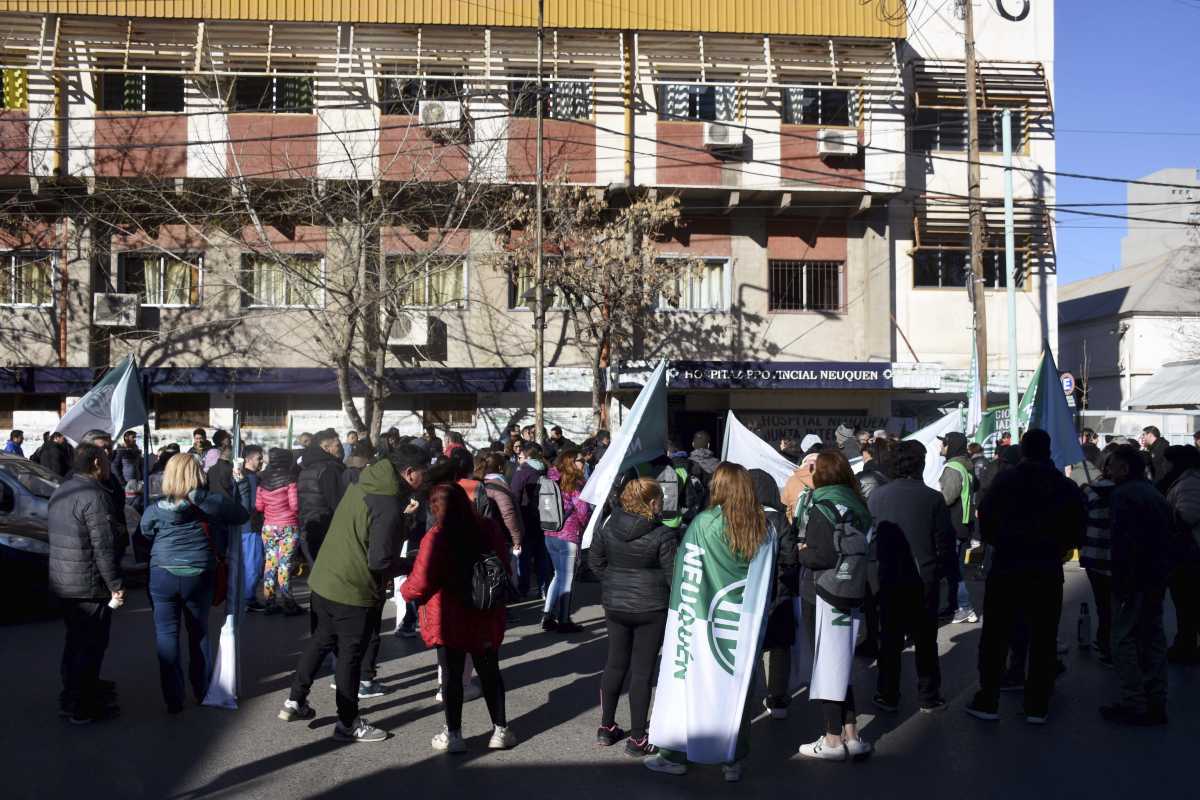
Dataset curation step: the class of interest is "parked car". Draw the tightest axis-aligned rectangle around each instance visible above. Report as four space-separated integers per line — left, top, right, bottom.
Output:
0 454 60 619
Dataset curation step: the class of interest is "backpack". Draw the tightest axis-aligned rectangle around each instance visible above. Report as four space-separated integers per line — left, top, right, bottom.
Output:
813 500 874 610
469 549 512 610
656 464 681 516
538 476 565 531
472 482 500 522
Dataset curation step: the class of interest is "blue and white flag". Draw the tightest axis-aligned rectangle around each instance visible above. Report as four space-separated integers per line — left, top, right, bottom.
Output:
56 355 147 445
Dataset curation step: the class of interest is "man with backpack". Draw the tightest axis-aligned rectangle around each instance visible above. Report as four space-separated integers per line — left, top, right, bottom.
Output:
510 442 553 599
633 445 707 532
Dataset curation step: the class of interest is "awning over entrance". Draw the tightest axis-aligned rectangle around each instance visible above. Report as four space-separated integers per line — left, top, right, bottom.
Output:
1129 360 1200 410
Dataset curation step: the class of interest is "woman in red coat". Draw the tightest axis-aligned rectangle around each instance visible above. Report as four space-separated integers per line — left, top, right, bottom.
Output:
401 482 516 754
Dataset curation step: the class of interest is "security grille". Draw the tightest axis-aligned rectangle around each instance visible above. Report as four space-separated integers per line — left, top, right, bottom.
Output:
768 260 843 312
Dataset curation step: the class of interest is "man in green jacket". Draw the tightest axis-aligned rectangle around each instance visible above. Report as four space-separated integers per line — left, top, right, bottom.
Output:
279 445 427 742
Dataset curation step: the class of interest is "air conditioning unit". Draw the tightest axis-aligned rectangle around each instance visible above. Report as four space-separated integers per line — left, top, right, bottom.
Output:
388 310 430 347
92 293 140 327
419 100 463 132
703 121 745 150
817 128 859 157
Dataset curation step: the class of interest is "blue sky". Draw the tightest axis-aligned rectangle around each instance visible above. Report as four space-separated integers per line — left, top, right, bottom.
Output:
1054 0 1200 284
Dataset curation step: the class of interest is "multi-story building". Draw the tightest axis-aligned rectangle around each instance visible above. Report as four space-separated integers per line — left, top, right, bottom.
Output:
0 1 1056 448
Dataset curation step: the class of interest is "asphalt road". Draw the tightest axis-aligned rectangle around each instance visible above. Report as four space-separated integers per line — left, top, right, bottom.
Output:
4 567 1195 800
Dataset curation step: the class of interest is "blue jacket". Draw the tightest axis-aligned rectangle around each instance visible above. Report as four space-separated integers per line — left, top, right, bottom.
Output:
140 488 249 572
4 440 23 457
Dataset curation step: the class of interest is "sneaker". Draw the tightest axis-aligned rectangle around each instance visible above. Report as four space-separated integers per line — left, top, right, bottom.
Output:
431 727 467 753
488 726 518 750
278 699 316 722
797 737 848 761
763 697 789 719
965 693 1000 721
624 736 657 757
643 753 688 775
334 717 387 743
541 614 558 632
246 601 268 613
872 694 899 713
845 738 873 762
919 697 947 714
358 680 387 699
722 761 743 783
952 608 979 624
597 723 626 747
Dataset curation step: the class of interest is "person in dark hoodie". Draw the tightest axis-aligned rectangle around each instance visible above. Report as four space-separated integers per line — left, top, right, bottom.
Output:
1140 426 1170 483
938 431 978 624
1102 445 1173 725
38 431 73 477
687 431 720 477
868 441 955 714
590 477 677 757
279 444 425 741
751 469 800 721
297 428 348 566
510 441 552 599
967 429 1086 725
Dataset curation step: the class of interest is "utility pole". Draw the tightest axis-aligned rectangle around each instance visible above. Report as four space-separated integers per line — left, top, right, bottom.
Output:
963 0 989 411
1002 108 1019 440
533 0 546 445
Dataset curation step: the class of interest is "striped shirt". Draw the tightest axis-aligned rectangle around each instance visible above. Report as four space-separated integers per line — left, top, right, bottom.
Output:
1080 479 1115 575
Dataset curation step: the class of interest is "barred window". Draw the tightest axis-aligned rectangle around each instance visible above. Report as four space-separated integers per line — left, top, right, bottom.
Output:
98 71 184 112
1 252 54 306
119 253 201 306
914 108 1025 153
658 83 738 122
155 393 210 429
242 255 323 308
386 255 467 308
232 74 314 113
914 248 1020 288
768 260 844 312
781 86 853 127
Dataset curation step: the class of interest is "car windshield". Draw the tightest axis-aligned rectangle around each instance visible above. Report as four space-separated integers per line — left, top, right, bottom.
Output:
0 460 61 499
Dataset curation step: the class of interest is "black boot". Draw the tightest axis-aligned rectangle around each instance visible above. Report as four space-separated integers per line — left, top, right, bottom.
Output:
556 595 584 633
541 613 558 631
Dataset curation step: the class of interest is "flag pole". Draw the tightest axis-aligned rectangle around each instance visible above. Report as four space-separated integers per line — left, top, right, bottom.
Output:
1003 108 1020 442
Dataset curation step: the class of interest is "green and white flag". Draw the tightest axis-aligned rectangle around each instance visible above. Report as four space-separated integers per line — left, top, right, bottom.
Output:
56 354 147 445
648 509 775 764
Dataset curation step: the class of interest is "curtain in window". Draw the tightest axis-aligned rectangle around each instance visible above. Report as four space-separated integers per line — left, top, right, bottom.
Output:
388 258 424 306
162 258 194 305
278 76 314 113
714 85 737 122
144 257 162 304
427 259 463 306
14 256 51 305
661 84 690 120
2 69 28 110
251 259 284 305
551 80 591 119
286 259 321 306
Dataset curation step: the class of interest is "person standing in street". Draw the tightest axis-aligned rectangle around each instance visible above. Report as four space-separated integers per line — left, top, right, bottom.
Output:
5 429 25 457
110 430 143 488
297 429 348 567
542 450 591 633
1164 446 1200 664
1101 445 1173 725
868 441 954 715
938 431 979 624
279 447 422 741
49 443 124 724
510 442 552 599
237 445 265 611
968 430 1086 725
687 431 720 477
140 454 249 714
254 448 303 615
1081 445 1118 665
1141 426 1170 483
38 431 73 477
77 430 130 566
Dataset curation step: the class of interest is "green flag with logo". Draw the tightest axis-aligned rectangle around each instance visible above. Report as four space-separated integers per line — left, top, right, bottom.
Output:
648 507 775 763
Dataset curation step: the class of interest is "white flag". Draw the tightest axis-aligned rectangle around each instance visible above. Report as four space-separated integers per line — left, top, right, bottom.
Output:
721 410 798 489
56 355 147 445
809 597 863 701
906 411 964 490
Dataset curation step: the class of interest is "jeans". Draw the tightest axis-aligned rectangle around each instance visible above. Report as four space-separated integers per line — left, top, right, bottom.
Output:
437 646 506 731
290 592 375 726
877 581 942 705
543 536 577 620
59 599 112 714
1111 587 1168 713
977 573 1062 716
1086 569 1114 656
946 540 975 614
149 567 216 711
601 610 667 739
241 531 265 604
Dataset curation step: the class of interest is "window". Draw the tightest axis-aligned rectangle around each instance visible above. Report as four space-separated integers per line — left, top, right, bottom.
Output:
914 108 1025 153
379 74 463 115
97 71 185 112
236 396 288 427
386 255 467 308
119 253 201 306
781 86 853 127
1 68 27 110
507 77 592 119
242 255 323 308
232 74 314 113
2 252 54 306
658 258 729 311
913 248 1022 288
508 259 571 310
421 394 477 427
658 83 737 122
768 260 844 312
155 393 210 429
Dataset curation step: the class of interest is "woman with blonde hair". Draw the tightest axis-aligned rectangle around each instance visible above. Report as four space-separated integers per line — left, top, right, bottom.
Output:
140 453 249 714
645 462 771 783
590 477 678 756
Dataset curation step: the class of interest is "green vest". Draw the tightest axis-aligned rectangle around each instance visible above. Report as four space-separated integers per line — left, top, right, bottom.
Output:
944 460 974 525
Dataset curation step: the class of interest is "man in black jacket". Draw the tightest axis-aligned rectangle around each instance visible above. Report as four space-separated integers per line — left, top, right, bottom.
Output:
1141 426 1170 483
77 430 129 560
968 430 1086 724
49 444 124 724
297 429 348 565
38 431 73 477
868 441 955 713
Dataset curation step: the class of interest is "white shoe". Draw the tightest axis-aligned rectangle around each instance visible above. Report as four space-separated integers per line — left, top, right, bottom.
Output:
643 753 688 775
722 761 743 782
488 726 517 750
845 738 873 761
431 727 467 753
798 737 848 761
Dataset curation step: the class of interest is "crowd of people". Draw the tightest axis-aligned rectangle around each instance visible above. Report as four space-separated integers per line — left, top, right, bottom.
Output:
20 416 1200 778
